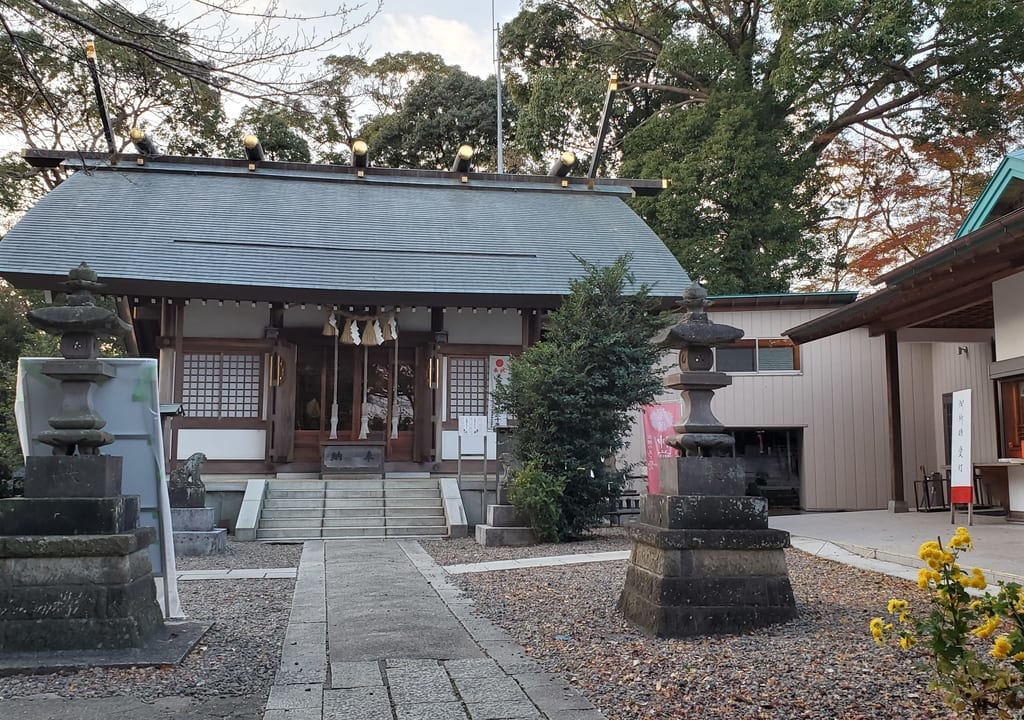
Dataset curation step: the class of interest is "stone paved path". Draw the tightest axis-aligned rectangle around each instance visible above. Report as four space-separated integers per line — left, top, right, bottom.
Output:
263 540 605 720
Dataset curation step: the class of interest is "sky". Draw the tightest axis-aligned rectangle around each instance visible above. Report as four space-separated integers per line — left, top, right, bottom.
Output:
0 1 523 155
351 0 523 79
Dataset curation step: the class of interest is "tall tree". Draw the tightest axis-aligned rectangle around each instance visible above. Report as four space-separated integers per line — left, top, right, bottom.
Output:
0 284 55 493
0 3 232 218
502 0 1024 292
357 66 509 171
233 101 314 162
0 0 381 217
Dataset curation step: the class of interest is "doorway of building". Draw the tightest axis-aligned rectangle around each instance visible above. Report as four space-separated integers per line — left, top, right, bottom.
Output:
730 428 802 511
292 343 417 463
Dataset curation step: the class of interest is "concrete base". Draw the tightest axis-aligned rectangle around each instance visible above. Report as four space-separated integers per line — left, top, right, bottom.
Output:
475 524 534 547
888 499 910 514
474 503 533 547
619 490 797 638
0 620 209 674
170 507 226 556
172 528 227 556
440 477 468 538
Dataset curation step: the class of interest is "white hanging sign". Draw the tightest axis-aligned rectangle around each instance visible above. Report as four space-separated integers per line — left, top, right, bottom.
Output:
950 388 973 504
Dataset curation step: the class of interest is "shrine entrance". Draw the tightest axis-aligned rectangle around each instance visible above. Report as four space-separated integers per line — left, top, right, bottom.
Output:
293 343 418 464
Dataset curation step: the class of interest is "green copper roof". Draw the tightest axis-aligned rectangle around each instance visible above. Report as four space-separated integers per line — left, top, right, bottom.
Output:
956 149 1024 238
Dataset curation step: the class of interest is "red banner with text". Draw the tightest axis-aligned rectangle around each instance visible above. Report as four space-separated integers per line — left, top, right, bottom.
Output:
643 403 681 494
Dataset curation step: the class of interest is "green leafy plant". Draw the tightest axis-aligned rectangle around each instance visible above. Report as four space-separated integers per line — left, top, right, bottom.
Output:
492 255 669 540
507 460 565 543
871 527 1024 716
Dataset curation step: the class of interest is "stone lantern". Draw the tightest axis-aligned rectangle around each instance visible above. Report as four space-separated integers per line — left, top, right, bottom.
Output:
0 263 165 652
618 284 797 636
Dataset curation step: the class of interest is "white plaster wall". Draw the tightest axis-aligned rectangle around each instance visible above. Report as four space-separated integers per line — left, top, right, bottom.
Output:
444 309 523 345
283 305 333 329
994 273 1024 362
441 430 498 460
184 303 269 338
283 305 432 333
177 429 266 460
396 307 432 332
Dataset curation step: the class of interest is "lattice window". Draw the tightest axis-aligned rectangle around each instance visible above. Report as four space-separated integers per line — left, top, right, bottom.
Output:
448 357 487 419
182 352 262 418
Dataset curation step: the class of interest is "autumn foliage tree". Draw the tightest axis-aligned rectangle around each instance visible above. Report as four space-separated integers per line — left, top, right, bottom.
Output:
502 0 1024 293
806 85 1024 289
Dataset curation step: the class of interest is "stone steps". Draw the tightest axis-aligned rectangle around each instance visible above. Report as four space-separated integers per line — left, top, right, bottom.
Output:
255 476 448 540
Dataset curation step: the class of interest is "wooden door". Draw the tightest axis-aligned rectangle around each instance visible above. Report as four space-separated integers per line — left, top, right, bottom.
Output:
269 341 297 462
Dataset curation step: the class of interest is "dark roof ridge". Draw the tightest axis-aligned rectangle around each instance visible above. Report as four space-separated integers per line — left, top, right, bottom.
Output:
22 148 667 196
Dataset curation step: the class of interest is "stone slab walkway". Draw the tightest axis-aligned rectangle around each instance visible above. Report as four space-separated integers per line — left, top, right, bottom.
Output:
443 551 629 576
263 540 604 720
177 568 297 581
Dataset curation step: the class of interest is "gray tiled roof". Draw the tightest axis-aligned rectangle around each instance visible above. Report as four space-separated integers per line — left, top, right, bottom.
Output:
0 159 689 304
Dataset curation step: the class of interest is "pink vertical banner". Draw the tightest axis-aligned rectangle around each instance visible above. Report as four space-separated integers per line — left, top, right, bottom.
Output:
643 403 681 494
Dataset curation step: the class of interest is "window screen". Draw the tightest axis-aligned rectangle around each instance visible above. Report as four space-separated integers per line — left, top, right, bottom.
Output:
182 352 262 418
448 357 488 419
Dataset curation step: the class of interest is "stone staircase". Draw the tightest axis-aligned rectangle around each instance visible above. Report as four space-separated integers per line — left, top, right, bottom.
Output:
255 476 448 541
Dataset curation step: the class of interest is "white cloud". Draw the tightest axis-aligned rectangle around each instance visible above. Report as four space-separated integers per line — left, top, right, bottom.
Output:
370 13 495 78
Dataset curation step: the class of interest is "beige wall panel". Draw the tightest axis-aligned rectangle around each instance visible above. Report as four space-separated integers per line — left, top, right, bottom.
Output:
898 343 937 501
628 307 890 511
928 341 999 465
445 309 522 345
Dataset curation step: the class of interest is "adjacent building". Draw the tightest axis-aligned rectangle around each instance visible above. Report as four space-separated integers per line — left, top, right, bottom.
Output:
625 292 894 511
787 149 1024 517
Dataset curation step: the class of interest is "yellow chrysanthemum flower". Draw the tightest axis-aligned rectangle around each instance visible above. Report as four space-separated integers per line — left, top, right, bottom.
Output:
917 568 932 589
958 567 987 590
870 617 886 644
919 540 942 561
888 599 909 615
899 635 916 651
974 615 1002 639
992 635 1013 659
1012 651 1024 662
954 527 973 549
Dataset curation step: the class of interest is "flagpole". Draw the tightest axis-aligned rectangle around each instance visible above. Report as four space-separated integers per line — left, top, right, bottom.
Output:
493 0 504 173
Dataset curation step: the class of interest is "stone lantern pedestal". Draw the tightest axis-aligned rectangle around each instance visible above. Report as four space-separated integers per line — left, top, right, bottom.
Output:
0 264 165 652
618 285 796 637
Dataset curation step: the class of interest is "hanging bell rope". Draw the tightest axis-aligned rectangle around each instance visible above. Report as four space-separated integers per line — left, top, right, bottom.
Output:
363 319 384 347
340 318 361 345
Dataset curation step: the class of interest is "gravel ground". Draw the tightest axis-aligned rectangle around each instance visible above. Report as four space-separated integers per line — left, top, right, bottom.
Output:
175 539 303 571
0 546 296 715
420 526 631 566
448 548 966 720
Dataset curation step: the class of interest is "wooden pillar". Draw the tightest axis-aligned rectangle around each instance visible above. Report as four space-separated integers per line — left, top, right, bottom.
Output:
884 331 908 512
414 344 429 463
430 307 445 463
